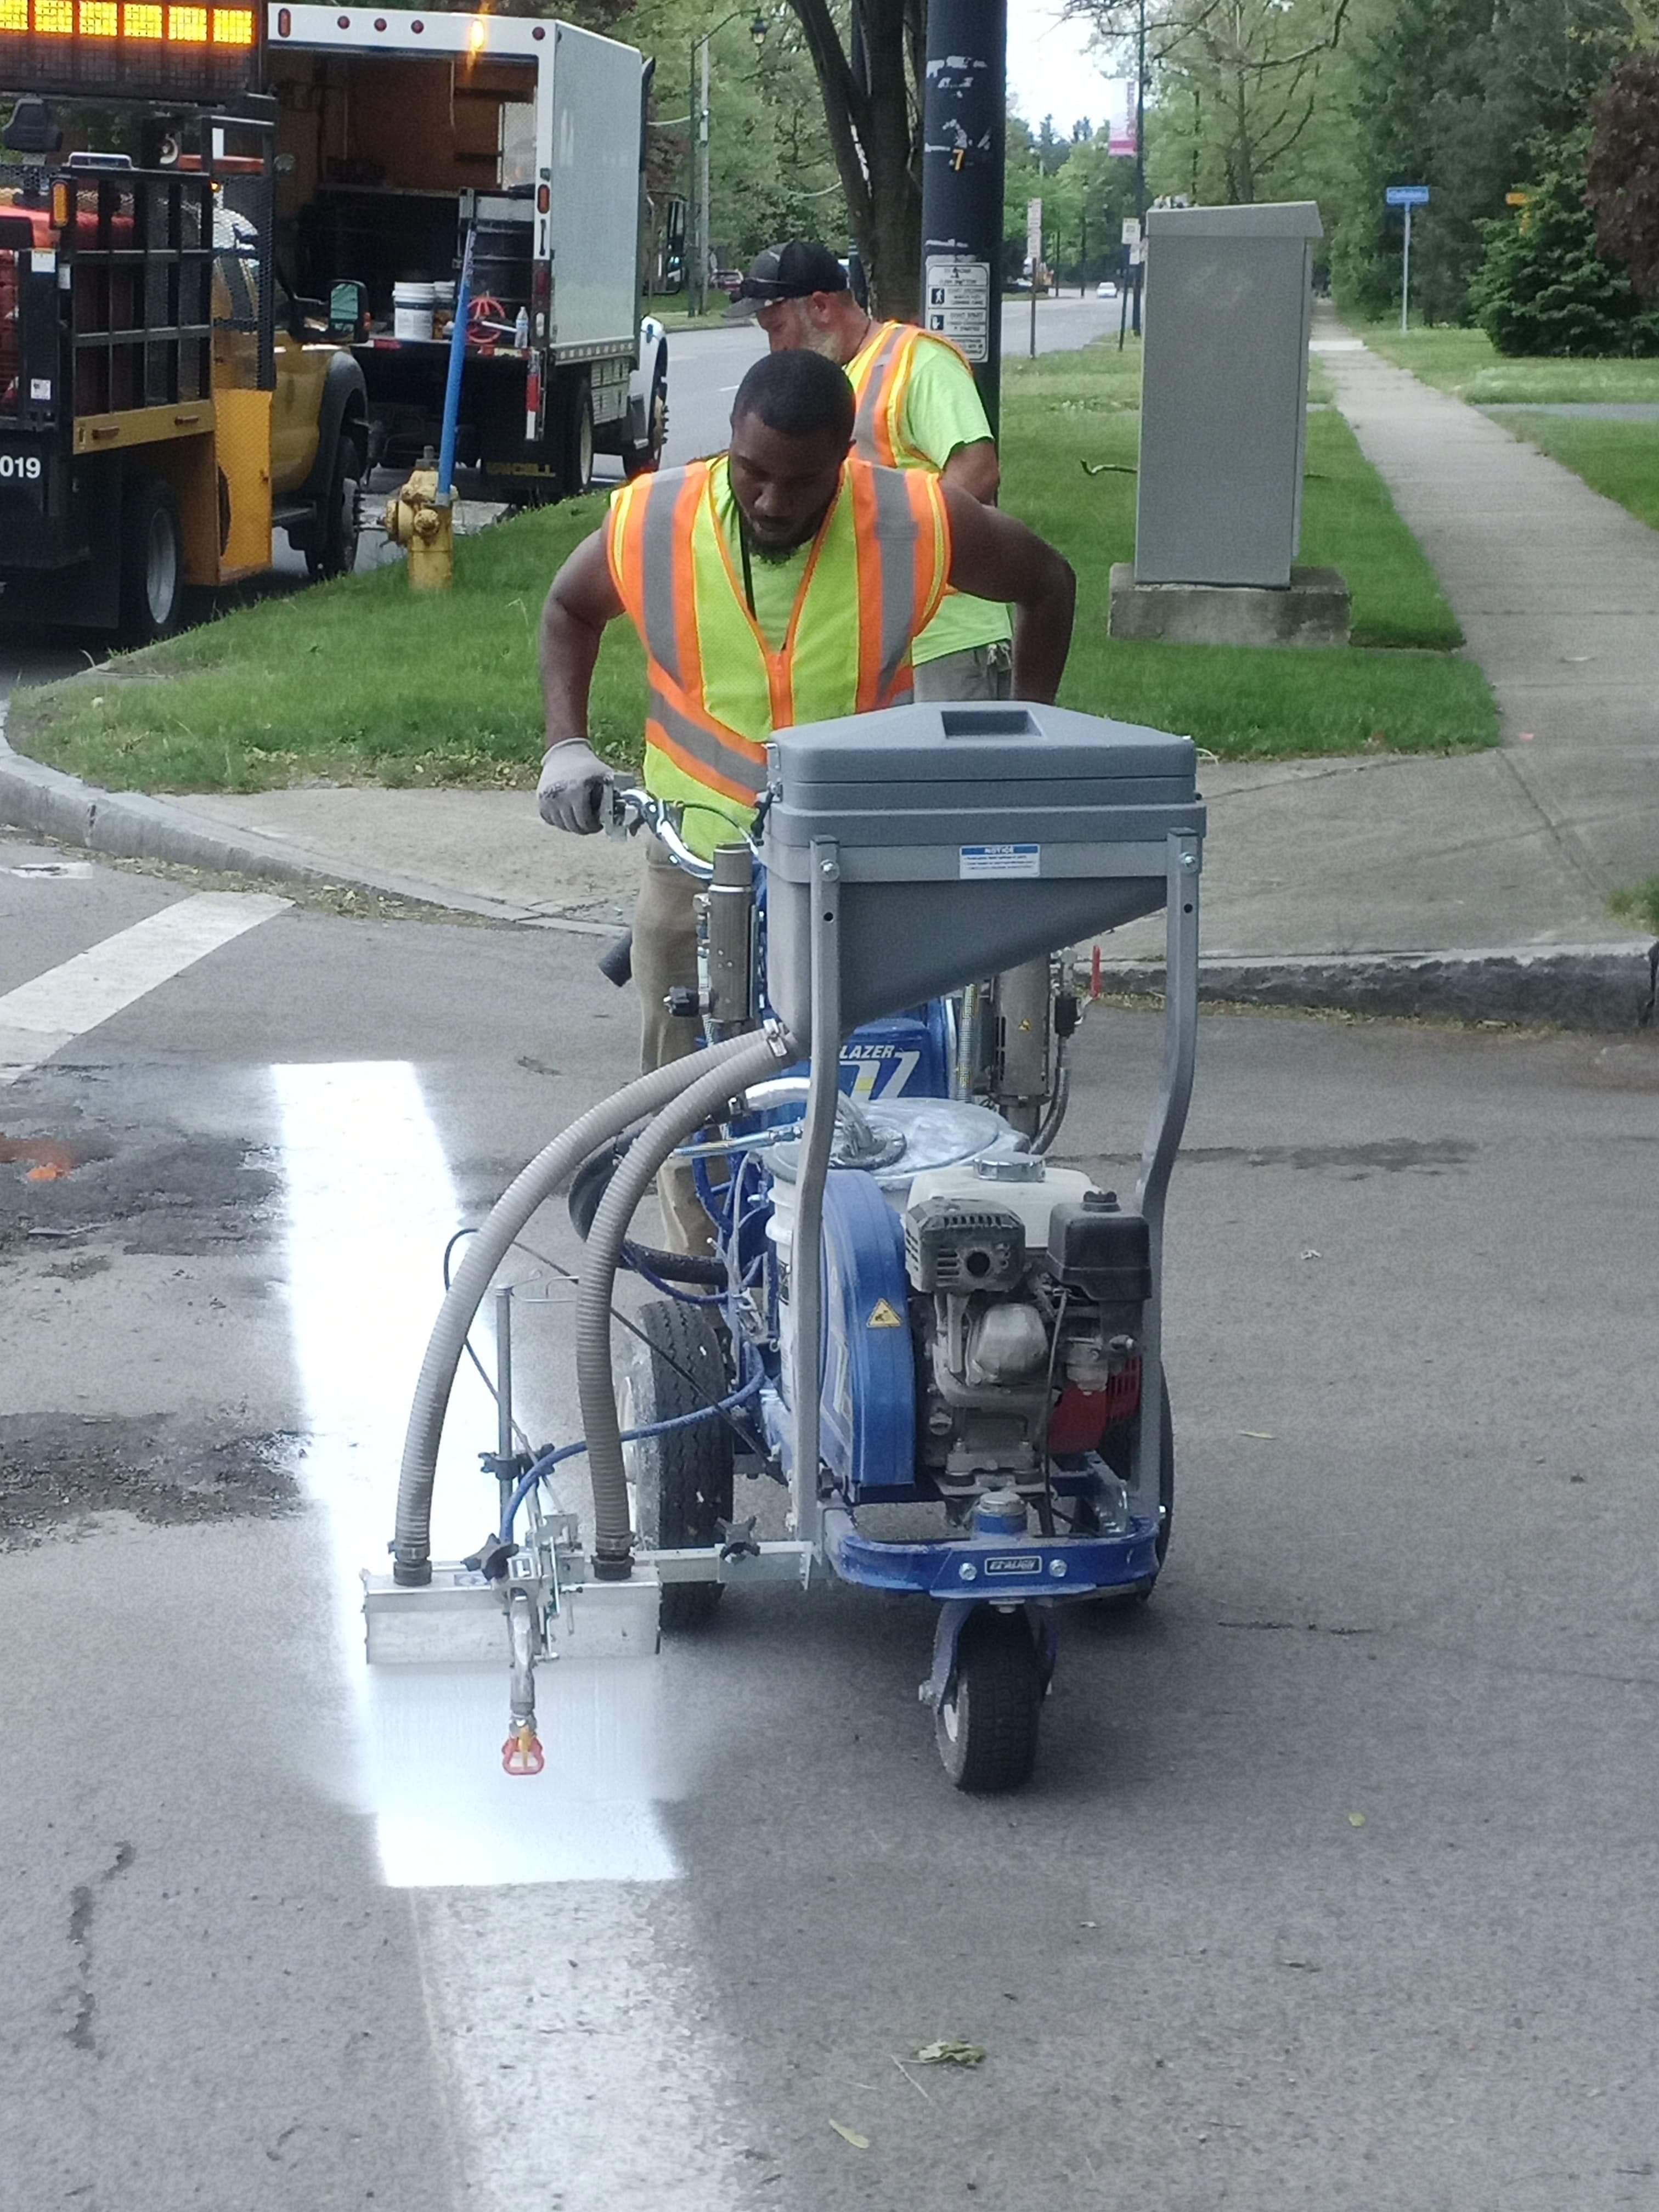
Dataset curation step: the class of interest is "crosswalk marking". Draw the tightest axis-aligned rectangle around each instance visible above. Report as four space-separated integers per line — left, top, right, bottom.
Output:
0 889 289 1085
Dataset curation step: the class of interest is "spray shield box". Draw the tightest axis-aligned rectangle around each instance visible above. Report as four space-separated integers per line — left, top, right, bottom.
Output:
763 701 1205 1034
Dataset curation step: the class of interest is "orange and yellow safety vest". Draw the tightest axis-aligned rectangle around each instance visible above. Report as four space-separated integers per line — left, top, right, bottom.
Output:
845 319 973 470
605 453 950 836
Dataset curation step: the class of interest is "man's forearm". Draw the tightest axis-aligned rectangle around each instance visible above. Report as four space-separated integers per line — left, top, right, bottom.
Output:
1010 561 1075 702
538 588 603 746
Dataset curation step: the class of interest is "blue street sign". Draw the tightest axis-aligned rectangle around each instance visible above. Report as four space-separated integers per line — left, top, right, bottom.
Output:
1386 184 1430 207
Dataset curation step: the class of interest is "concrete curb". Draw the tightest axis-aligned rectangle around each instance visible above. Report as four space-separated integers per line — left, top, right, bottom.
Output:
0 727 618 936
4 730 1654 1026
1086 944 1659 1032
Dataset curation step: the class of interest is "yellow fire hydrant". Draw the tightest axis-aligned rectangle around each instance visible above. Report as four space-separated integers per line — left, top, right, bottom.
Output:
382 449 454 592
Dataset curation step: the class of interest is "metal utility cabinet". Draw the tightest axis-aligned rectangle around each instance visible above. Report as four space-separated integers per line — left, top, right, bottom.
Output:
1135 201 1323 588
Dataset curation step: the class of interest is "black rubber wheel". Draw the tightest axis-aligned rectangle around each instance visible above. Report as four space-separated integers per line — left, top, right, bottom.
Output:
306 428 362 579
1100 1365 1175 1599
560 370 594 498
622 366 667 478
934 1608 1043 1793
118 476 183 645
621 1297 733 1633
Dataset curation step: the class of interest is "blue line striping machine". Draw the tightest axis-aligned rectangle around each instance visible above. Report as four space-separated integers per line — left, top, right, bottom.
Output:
372 702 1205 1792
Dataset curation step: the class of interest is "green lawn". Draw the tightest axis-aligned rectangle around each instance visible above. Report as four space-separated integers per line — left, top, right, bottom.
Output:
1610 879 1659 935
1499 415 1659 532
10 334 1496 794
1359 323 1659 404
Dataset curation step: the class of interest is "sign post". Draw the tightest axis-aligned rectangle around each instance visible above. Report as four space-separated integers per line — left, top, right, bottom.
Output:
1027 195 1042 358
1385 184 1430 333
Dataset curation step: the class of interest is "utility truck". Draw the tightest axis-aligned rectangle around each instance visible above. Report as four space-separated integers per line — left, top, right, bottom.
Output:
0 8 369 638
266 4 667 500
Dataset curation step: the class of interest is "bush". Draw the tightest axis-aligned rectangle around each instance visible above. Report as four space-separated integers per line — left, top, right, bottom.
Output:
1588 49 1659 304
1470 127 1659 356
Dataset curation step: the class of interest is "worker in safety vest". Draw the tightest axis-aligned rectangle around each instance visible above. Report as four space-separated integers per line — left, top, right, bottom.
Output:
537 348 1074 1246
732 238 1012 703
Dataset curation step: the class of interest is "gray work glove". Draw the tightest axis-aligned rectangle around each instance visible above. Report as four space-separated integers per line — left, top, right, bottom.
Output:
538 739 612 835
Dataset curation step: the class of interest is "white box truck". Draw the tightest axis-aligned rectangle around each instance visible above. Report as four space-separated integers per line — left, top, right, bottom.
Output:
266 3 668 499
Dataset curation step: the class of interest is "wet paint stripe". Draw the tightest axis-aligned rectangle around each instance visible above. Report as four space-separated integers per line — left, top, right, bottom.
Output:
272 1060 679 1888
0 891 289 1085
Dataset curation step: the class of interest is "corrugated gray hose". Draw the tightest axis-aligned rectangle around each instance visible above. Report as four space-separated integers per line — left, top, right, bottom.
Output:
576 1029 794 1574
392 1029 788 1586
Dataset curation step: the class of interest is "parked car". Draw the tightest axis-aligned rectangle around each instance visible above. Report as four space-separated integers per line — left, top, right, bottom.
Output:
1096 279 1119 299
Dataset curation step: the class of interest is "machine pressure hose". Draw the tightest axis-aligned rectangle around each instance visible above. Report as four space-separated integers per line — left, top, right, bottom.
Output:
392 1028 789 1585
575 1028 794 1574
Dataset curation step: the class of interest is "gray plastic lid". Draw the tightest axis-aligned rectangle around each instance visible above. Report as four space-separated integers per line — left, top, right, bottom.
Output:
770 700 1196 787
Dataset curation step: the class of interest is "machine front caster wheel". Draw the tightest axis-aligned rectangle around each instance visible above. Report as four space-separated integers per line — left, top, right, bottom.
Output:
934 1610 1043 1793
621 1298 733 1633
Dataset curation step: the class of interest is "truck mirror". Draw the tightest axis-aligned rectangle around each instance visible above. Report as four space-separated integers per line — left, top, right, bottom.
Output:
328 280 368 340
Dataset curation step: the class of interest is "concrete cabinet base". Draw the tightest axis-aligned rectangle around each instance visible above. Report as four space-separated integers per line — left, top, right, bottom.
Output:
1108 562 1352 649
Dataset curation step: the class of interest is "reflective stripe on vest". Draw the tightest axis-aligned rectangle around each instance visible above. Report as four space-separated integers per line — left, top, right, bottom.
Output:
605 455 949 808
848 321 974 470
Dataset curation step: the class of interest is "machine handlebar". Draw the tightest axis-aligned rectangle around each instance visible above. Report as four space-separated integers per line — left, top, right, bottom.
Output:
606 785 716 882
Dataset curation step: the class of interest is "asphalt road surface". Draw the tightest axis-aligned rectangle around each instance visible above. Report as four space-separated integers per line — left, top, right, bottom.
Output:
3 836 1657 2211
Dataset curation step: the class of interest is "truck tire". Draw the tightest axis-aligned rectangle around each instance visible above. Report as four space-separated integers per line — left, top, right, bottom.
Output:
306 428 362 580
560 369 594 498
119 476 183 646
622 362 667 477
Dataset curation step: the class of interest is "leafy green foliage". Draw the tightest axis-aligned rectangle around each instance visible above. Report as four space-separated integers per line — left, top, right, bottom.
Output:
1328 0 1633 325
1469 129 1659 354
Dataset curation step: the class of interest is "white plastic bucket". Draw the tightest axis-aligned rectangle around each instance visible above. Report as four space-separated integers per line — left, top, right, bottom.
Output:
392 280 436 341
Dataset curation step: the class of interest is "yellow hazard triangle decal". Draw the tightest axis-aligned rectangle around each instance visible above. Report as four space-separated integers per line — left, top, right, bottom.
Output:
866 1298 904 1329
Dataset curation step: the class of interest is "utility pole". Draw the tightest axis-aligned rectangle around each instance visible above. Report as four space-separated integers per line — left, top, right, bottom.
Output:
1131 0 1146 336
919 0 1007 434
697 35 710 312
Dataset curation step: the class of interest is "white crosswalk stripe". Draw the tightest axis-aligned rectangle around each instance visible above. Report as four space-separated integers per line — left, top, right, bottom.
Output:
0 889 289 1084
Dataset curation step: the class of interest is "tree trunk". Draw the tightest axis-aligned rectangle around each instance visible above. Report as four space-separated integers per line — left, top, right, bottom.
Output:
786 0 924 319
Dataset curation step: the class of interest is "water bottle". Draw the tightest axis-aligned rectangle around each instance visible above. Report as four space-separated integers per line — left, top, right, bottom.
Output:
513 306 529 350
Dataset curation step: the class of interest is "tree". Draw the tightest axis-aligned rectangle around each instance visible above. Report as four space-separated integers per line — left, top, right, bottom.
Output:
1588 47 1659 300
1469 126 1659 352
1328 0 1635 324
782 0 926 317
1068 0 1349 206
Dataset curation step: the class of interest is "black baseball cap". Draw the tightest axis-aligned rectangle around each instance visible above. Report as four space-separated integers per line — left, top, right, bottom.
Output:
727 240 849 317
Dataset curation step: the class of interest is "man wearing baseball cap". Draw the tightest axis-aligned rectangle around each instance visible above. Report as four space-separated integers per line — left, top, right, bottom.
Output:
730 238 1013 703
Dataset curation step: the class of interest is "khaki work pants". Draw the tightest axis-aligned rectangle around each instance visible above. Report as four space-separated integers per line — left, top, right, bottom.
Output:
633 832 715 1254
910 640 1013 702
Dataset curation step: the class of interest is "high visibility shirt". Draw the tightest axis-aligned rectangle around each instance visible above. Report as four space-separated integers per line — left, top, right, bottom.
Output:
605 452 951 859
845 319 1012 668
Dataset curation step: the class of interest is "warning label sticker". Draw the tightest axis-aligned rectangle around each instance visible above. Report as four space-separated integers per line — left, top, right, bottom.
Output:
958 843 1040 880
923 256 992 363
866 1299 904 1330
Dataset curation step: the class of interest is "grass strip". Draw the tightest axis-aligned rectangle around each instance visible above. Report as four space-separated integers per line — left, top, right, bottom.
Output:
1497 416 1659 532
1610 879 1659 936
12 337 1495 794
1358 324 1659 405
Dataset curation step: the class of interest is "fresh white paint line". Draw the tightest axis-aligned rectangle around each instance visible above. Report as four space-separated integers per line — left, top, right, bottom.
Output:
273 1059 680 1887
0 890 289 1085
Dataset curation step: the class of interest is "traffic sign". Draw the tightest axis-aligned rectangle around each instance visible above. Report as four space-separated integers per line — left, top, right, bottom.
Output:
1385 184 1430 207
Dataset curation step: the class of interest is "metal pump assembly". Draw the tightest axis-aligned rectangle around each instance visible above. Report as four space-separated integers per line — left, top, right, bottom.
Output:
371 699 1205 1792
